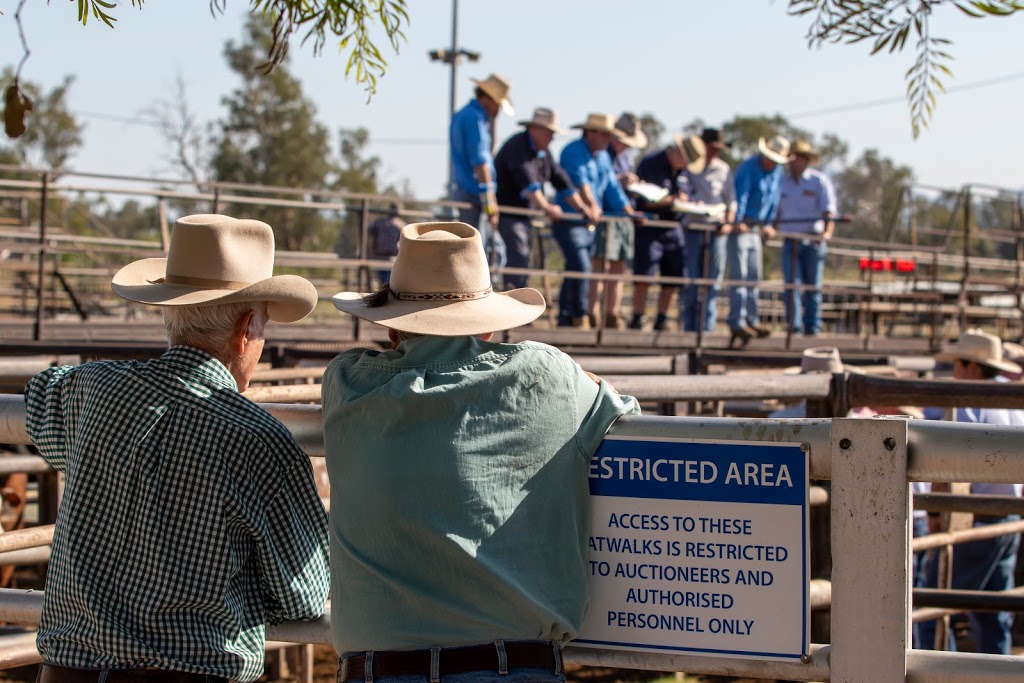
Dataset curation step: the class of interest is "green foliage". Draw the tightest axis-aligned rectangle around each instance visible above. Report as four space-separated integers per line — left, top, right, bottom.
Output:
716 114 849 169
833 148 915 241
637 113 664 156
0 68 83 170
73 0 144 28
787 0 1024 137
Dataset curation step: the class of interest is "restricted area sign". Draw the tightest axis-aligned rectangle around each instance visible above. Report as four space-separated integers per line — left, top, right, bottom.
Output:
574 436 809 661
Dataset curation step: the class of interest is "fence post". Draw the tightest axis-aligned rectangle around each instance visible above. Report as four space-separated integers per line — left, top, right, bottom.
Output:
830 417 910 683
32 172 49 342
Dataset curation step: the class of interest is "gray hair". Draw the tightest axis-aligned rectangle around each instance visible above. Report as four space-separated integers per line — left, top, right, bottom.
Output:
163 301 269 351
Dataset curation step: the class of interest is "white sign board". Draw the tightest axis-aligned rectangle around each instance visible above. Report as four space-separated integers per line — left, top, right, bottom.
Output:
574 436 809 661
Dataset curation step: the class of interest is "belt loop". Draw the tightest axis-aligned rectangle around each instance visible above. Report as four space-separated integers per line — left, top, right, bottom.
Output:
364 651 375 683
429 645 441 683
495 640 508 675
551 642 563 676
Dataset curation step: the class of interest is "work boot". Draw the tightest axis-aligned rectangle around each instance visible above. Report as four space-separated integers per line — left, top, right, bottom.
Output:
629 314 645 330
605 313 626 330
746 323 771 338
653 313 669 331
571 316 592 330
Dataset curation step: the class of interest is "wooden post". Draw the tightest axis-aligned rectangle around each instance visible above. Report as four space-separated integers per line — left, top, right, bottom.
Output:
158 197 170 255
32 173 49 342
958 187 971 333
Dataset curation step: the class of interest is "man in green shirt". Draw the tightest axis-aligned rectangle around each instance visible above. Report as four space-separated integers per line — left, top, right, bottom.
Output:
324 221 640 683
26 214 330 683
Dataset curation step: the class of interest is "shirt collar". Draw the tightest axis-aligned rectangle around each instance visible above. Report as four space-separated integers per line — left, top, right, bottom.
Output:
162 346 239 392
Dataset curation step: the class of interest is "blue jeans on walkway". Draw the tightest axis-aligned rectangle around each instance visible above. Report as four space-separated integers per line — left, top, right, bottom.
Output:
551 220 594 324
450 188 507 277
682 229 725 332
918 515 1020 654
498 214 532 290
782 238 827 334
726 231 762 330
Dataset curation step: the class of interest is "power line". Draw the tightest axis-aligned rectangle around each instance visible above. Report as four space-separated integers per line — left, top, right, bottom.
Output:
788 71 1024 119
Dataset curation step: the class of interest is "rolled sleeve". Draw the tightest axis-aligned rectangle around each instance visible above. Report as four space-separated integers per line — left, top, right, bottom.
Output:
257 458 331 624
573 368 642 459
24 365 78 472
820 176 837 216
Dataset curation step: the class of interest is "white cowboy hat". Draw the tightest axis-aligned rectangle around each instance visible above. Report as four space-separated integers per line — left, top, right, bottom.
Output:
571 113 619 134
789 139 820 163
758 135 791 164
783 346 852 375
613 112 648 149
111 214 318 322
332 222 545 336
673 134 707 174
517 107 565 134
472 74 514 116
935 329 1022 374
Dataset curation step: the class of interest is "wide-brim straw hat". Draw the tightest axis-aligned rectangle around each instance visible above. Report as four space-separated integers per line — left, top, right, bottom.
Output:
518 107 565 134
613 112 648 149
472 74 514 116
332 222 545 336
758 135 791 164
783 346 863 375
790 139 820 163
935 329 1022 374
571 113 618 134
674 134 707 174
111 214 318 323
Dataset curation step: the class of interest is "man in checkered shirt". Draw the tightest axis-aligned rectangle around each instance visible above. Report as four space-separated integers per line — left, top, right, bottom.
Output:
24 215 331 683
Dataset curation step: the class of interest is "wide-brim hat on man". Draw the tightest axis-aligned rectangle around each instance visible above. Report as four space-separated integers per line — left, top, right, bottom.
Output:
700 127 730 151
332 222 545 336
758 135 791 164
790 139 820 163
673 134 707 174
613 112 648 149
935 329 1022 374
518 107 565 134
783 346 857 375
571 113 618 134
111 214 318 323
472 73 514 116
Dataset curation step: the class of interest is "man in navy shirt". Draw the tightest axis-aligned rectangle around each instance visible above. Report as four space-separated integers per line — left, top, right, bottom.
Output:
727 134 790 343
449 74 513 274
628 134 706 331
494 108 595 290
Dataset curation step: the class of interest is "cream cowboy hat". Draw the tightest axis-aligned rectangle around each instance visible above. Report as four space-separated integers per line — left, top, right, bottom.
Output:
783 346 853 375
613 112 648 149
518 107 565 134
789 139 820 163
673 134 707 174
935 329 1022 374
332 222 545 336
472 74 514 116
758 135 791 164
111 214 318 322
571 113 618 134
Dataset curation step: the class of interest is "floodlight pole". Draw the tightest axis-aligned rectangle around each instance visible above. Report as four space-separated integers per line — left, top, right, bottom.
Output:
430 0 479 196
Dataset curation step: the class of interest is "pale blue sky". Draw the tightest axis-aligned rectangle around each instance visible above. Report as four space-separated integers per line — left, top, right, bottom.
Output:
2 1 1022 199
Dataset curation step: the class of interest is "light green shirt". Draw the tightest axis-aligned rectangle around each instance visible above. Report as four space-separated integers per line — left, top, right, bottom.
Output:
322 336 640 653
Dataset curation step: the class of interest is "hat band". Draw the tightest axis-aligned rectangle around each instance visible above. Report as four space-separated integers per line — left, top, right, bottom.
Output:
392 286 492 302
155 273 253 290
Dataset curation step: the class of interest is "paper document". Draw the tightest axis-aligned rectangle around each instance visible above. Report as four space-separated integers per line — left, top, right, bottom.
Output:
673 201 726 219
625 182 669 203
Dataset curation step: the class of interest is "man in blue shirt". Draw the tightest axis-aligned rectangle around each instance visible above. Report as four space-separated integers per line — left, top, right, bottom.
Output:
449 73 513 275
777 140 837 336
728 134 790 344
554 113 643 328
325 221 640 682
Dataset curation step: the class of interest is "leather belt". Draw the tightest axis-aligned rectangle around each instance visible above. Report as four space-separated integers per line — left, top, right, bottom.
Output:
39 664 228 683
339 641 559 682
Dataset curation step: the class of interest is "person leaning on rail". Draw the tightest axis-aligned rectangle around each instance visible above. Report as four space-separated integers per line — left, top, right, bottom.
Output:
322 221 640 683
24 214 331 683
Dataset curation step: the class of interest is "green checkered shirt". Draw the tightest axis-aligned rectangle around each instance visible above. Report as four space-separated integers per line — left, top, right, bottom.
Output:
25 346 330 682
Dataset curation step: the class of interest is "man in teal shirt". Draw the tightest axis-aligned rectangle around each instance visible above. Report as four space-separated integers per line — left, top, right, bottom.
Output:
324 221 640 682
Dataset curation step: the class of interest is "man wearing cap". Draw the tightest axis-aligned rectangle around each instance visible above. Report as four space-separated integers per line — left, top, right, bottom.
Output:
628 134 706 332
366 201 406 286
554 113 643 328
678 127 737 333
24 214 331 682
727 135 790 344
777 140 837 337
449 74 513 273
493 107 595 290
323 221 640 682
919 330 1024 655
589 112 646 330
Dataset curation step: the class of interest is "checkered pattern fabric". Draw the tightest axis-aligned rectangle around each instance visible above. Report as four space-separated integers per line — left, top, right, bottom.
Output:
25 346 330 682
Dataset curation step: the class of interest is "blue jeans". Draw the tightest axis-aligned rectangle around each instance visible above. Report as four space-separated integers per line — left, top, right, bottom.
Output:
450 188 507 275
919 515 1020 654
781 238 827 334
682 229 725 332
552 220 594 324
726 231 762 330
498 215 532 290
911 515 929 649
